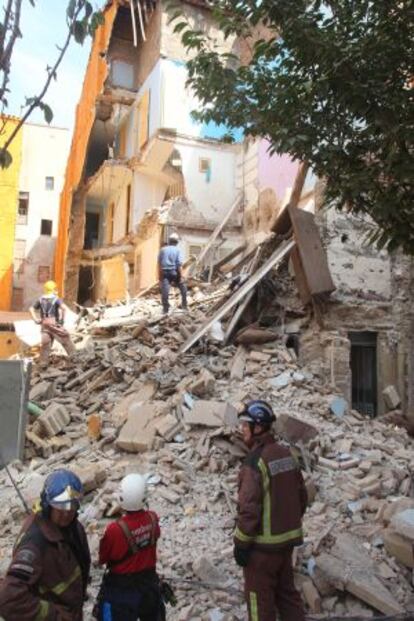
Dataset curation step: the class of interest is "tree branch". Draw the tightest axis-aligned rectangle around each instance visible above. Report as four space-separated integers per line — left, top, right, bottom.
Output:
1 0 83 153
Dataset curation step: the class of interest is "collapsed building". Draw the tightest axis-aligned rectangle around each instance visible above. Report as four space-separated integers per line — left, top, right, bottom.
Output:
52 0 414 422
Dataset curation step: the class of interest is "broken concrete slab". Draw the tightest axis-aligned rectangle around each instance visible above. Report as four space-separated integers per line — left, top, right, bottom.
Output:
113 382 158 424
116 402 165 453
275 414 318 445
316 534 403 615
383 385 401 410
37 403 71 438
391 508 414 541
189 368 216 397
72 464 107 493
248 350 271 363
268 371 292 389
155 414 182 441
383 529 414 568
229 345 247 381
183 401 238 428
316 552 403 615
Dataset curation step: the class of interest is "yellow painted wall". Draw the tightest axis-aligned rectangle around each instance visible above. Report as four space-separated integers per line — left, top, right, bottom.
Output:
54 2 118 294
135 221 162 290
98 256 127 302
0 117 23 310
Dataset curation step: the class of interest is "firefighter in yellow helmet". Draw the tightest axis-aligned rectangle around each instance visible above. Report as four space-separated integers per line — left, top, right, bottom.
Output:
29 281 76 367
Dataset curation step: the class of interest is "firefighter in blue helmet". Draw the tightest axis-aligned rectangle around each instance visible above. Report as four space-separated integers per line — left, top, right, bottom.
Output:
0 469 90 621
234 400 308 621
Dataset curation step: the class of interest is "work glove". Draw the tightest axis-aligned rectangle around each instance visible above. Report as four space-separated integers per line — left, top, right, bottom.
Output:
233 545 251 567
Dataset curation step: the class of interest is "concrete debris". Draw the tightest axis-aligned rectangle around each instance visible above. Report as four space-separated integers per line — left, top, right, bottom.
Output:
383 385 401 411
183 401 238 428
37 403 71 438
1 283 413 620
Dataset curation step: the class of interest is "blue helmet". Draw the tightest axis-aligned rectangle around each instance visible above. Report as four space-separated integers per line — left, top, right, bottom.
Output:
239 400 276 427
41 469 83 512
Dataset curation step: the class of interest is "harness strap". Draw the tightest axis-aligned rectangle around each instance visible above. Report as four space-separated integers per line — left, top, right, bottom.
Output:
109 515 157 568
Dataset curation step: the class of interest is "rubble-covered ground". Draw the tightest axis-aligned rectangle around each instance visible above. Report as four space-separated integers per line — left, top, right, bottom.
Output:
1 283 414 620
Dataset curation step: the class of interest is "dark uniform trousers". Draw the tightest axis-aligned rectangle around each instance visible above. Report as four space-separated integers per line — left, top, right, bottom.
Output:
97 570 165 621
244 548 305 621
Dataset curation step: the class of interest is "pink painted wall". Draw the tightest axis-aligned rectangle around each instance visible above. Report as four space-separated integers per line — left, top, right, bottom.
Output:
258 139 299 201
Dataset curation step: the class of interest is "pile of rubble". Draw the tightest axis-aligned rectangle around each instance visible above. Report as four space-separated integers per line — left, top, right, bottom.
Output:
1 285 414 620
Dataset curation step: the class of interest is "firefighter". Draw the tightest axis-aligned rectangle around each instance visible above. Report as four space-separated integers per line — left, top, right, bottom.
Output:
0 469 91 621
29 280 76 367
96 473 164 621
234 400 308 621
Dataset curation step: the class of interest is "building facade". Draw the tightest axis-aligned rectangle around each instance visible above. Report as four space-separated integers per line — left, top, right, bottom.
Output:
0 119 70 311
56 0 244 304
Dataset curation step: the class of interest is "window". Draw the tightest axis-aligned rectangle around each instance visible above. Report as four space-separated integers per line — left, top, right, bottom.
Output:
38 265 50 283
12 287 23 311
45 176 54 190
40 219 53 236
17 192 29 225
199 158 211 173
111 59 134 90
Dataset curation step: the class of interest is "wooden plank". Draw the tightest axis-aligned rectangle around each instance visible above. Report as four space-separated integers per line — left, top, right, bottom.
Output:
290 246 311 304
180 239 295 353
271 161 310 235
288 206 335 296
212 243 247 274
191 193 242 272
223 246 262 343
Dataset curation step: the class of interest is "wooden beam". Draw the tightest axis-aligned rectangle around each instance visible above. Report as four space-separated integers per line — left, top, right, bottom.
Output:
82 244 134 261
191 193 243 272
212 243 247 274
288 206 335 296
180 239 295 353
223 246 262 343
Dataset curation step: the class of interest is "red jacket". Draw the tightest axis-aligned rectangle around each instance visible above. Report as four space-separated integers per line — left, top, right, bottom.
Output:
234 433 308 552
99 510 160 575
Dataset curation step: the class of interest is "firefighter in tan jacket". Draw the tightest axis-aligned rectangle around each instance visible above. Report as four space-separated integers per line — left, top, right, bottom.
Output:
234 401 308 621
0 469 90 621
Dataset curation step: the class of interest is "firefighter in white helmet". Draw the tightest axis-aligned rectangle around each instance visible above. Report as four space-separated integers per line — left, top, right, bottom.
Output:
95 474 165 620
158 232 188 314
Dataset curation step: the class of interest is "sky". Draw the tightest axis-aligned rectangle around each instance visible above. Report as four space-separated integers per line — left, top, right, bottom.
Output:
6 0 103 132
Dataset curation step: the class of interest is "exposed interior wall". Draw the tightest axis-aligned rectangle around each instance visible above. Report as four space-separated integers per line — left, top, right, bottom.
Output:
95 255 128 302
161 2 237 63
132 172 168 227
0 117 23 310
55 2 118 296
134 216 162 290
106 3 162 92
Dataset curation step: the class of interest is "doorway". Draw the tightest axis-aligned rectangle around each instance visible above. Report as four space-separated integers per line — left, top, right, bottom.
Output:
349 331 377 417
84 212 100 250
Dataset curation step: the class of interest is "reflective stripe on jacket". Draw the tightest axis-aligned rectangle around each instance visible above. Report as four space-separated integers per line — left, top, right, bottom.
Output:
234 433 307 551
0 513 90 621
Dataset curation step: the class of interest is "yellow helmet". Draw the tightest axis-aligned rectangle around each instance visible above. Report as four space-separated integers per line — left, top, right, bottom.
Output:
44 280 58 294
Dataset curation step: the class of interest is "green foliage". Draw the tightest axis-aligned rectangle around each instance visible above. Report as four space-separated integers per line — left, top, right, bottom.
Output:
170 0 414 253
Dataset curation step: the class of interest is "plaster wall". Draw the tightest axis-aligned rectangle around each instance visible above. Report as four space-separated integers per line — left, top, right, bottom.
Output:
176 140 238 223
132 172 168 226
321 208 392 300
14 124 70 308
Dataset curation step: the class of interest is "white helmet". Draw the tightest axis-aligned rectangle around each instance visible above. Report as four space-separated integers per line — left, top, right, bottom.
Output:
169 232 179 243
119 473 147 512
